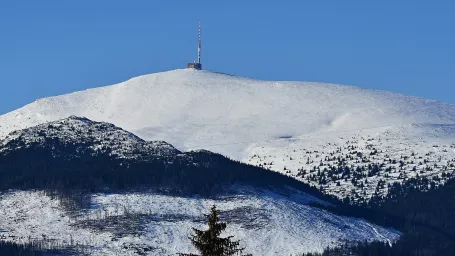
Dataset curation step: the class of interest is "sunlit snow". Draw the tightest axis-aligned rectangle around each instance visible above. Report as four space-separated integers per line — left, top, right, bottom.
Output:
0 69 454 199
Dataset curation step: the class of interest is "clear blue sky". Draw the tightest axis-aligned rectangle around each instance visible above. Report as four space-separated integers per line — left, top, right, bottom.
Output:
1 1 454 114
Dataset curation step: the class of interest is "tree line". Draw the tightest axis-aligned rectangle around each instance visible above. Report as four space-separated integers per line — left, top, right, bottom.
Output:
311 176 455 255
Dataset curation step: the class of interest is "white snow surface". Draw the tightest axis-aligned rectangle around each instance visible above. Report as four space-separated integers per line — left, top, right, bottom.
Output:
0 189 399 255
1 69 455 199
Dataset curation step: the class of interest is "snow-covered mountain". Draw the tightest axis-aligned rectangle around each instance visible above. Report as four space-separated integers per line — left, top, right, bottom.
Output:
1 69 454 200
0 117 400 255
1 115 179 159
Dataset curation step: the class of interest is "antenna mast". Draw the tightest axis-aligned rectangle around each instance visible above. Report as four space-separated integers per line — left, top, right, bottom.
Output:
187 20 202 70
198 20 201 64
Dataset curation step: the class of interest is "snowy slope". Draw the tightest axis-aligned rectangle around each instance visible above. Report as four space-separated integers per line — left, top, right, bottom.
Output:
1 69 454 199
0 117 401 255
0 189 399 256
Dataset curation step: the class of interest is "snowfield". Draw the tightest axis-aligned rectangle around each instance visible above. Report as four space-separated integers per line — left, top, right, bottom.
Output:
0 189 399 255
0 69 454 200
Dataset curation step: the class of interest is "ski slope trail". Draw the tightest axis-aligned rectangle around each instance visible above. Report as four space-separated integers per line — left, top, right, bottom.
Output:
1 69 455 199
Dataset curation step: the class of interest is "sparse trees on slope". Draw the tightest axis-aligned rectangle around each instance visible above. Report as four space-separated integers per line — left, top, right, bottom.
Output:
178 205 252 256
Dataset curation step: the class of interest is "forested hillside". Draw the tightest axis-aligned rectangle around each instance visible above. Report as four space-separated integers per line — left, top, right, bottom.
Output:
0 117 400 255
310 177 455 255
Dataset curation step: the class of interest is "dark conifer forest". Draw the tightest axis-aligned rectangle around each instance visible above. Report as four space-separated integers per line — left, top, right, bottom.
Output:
0 240 43 256
0 137 334 202
309 177 455 255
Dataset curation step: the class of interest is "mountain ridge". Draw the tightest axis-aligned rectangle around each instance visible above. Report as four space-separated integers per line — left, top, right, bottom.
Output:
1 115 180 159
1 69 454 200
3 69 455 139
0 116 400 255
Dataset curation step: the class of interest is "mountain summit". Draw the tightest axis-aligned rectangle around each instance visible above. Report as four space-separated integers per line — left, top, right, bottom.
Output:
1 69 454 199
2 69 454 149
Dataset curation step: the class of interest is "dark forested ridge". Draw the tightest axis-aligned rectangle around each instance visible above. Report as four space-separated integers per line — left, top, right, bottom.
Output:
311 177 455 255
0 117 333 201
366 178 455 255
0 142 330 199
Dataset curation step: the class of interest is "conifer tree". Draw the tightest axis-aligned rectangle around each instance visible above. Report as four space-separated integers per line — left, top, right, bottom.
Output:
178 205 252 256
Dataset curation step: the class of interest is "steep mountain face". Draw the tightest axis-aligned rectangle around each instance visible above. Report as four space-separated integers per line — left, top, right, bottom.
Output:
0 117 400 255
0 69 454 200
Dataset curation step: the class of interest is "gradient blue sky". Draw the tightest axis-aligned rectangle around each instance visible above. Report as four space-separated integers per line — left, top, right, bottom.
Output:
1 1 454 114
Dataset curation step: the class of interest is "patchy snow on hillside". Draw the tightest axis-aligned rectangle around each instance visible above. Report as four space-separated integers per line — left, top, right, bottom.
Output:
0 69 454 200
0 189 399 256
0 116 179 159
245 125 455 200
